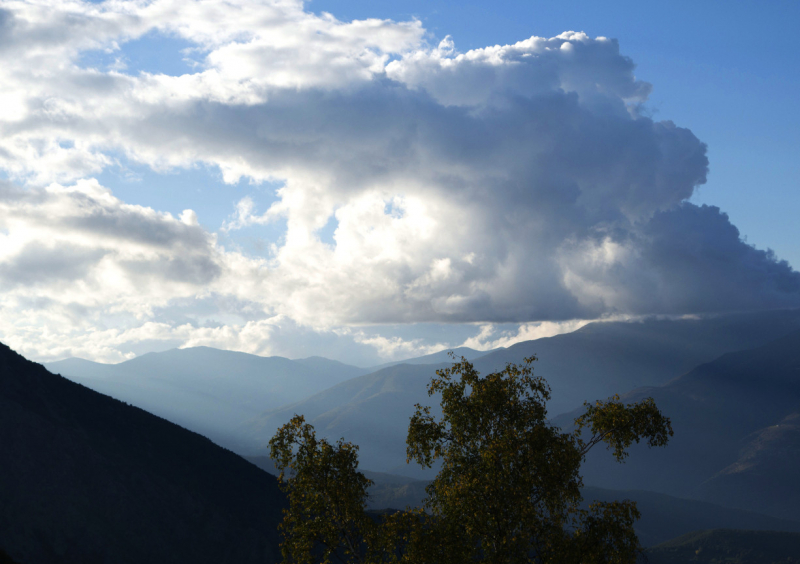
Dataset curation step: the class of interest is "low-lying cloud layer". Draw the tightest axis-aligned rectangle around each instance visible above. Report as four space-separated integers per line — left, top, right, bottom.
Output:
0 0 798 363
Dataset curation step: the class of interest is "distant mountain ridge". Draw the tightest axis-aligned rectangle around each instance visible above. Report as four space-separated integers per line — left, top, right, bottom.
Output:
45 346 368 448
366 346 502 371
243 310 800 475
0 342 285 564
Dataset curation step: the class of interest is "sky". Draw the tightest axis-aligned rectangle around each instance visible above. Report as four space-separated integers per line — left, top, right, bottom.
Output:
0 0 798 366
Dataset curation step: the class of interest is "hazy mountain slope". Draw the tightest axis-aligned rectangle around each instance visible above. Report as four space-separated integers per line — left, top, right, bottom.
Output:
41 357 113 379
294 355 370 377
244 363 440 473
367 346 501 371
646 529 800 564
45 346 367 449
0 342 285 564
559 330 800 520
244 310 800 474
471 309 800 416
697 411 800 520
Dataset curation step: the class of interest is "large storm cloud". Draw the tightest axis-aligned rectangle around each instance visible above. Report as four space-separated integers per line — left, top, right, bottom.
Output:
0 0 797 362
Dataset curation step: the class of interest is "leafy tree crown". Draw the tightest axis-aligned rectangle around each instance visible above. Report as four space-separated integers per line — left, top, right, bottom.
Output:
270 354 673 564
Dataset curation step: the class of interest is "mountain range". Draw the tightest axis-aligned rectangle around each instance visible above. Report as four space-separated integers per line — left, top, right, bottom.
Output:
28 308 800 547
243 309 800 475
45 347 367 447
49 310 800 467
5 307 800 558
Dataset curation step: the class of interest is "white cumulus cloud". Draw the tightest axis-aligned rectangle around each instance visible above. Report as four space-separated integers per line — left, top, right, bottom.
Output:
0 0 797 363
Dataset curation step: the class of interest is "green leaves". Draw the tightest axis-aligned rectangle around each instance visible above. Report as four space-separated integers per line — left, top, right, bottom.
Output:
575 395 674 462
569 501 641 564
270 354 673 564
408 356 583 563
269 415 376 564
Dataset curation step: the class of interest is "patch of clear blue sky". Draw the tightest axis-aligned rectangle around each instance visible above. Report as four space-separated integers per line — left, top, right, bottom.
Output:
95 0 799 268
79 22 298 255
96 157 288 255
79 30 203 76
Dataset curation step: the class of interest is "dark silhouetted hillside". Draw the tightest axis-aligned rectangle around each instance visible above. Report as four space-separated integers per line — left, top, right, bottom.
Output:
0 342 284 564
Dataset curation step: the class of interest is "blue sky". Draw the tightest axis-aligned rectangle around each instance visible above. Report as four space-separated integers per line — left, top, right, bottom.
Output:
0 0 797 364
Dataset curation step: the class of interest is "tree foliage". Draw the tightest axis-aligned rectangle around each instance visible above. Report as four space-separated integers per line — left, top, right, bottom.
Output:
269 355 673 563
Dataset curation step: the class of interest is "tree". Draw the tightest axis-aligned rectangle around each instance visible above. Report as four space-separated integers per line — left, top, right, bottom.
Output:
269 415 424 564
269 355 673 563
